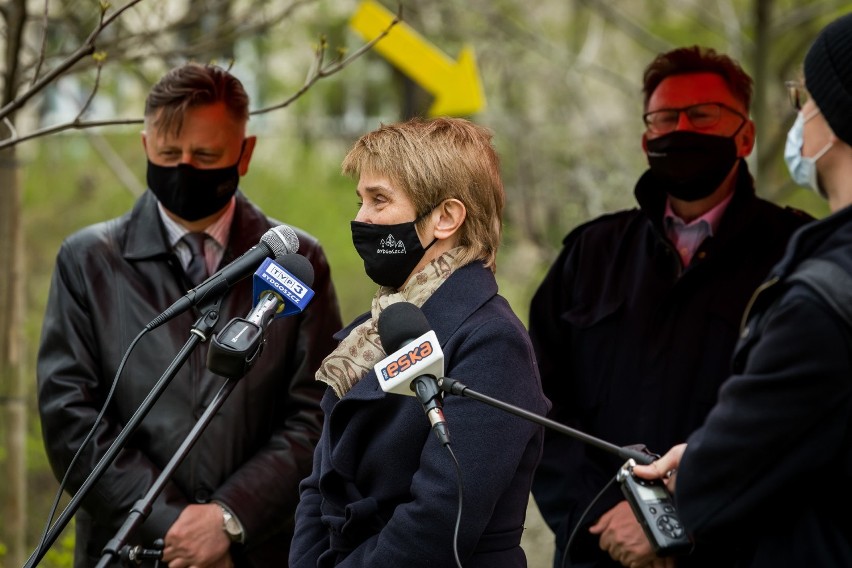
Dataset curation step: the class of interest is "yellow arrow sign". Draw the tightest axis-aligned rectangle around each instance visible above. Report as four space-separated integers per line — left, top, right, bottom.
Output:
350 1 486 117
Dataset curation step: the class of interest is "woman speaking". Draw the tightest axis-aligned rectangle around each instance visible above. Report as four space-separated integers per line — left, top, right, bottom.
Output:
290 117 549 567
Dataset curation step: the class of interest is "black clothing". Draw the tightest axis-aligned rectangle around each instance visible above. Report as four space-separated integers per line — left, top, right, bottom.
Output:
37 191 342 566
529 163 811 566
676 204 852 567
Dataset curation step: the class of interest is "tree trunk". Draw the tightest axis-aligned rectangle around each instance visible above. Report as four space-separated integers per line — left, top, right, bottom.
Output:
0 134 27 568
2 1 29 565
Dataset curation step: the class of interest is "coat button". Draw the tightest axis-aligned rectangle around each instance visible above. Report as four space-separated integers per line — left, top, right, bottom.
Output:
740 326 750 339
195 489 211 503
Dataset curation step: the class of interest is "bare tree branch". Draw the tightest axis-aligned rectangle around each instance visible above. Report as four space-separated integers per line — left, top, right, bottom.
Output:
575 0 671 55
2 117 18 139
30 0 50 87
0 117 143 149
64 0 316 76
0 0 144 122
86 130 145 197
252 8 402 116
73 55 104 122
0 6 398 150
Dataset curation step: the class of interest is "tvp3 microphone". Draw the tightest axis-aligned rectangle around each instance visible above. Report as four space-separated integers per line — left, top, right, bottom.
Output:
207 254 315 380
374 302 450 446
146 224 300 331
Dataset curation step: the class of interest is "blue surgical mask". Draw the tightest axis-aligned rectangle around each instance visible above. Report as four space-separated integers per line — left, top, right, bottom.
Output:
784 111 832 196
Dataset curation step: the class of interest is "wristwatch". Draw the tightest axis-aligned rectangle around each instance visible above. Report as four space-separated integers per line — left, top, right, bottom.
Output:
219 505 244 543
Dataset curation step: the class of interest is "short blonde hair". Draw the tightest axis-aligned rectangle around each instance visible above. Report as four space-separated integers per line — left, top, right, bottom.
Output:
342 117 505 271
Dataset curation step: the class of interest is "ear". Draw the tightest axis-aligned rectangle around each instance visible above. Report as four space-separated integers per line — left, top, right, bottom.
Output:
737 119 756 158
141 131 148 153
238 135 257 176
641 132 649 154
430 198 467 241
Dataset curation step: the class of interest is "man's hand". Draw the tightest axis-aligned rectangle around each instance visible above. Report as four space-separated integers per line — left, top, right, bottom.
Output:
632 443 687 492
589 501 674 568
162 503 233 568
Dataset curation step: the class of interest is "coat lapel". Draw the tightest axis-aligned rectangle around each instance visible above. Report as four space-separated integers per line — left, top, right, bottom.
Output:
336 262 498 406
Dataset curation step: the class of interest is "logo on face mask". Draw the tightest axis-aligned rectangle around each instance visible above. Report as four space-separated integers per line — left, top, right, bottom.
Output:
351 219 437 289
378 234 407 254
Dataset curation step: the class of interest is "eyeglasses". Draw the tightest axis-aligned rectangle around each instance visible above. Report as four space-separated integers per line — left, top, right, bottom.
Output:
642 102 747 135
785 80 809 110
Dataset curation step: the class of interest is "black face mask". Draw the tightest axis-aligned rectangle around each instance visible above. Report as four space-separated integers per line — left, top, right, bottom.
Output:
351 219 438 289
645 130 740 202
146 155 241 221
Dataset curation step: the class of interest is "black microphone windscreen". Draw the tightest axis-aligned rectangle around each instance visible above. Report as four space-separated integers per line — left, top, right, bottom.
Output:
377 302 431 353
279 254 315 287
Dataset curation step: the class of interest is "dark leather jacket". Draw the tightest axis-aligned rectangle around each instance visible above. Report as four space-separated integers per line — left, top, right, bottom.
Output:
37 191 342 567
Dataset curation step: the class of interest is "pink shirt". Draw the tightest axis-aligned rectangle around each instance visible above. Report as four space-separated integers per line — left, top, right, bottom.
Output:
159 198 235 275
664 192 734 267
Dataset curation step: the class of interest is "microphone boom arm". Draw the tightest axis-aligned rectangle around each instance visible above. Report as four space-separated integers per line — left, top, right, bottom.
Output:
436 376 655 465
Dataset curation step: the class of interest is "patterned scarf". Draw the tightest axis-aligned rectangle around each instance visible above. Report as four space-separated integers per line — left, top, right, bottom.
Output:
316 248 462 398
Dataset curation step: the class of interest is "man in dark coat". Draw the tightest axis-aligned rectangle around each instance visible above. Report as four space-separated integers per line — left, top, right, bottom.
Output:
634 12 852 567
37 63 342 567
529 46 811 567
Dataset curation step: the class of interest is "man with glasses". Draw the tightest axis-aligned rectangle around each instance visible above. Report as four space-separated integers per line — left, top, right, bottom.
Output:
530 46 810 568
633 13 852 566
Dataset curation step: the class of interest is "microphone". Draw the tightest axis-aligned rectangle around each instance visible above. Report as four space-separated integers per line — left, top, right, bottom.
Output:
145 225 300 331
206 254 315 380
251 253 315 319
374 302 450 446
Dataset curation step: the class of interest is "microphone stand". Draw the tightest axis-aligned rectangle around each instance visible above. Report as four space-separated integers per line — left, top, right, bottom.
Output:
26 300 223 568
436 376 656 465
97 306 270 568
96 377 239 567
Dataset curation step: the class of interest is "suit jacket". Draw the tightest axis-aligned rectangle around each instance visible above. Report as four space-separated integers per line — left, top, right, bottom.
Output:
290 262 550 567
37 190 342 566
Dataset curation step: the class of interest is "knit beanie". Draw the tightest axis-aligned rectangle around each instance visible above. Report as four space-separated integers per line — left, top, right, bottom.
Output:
804 12 852 145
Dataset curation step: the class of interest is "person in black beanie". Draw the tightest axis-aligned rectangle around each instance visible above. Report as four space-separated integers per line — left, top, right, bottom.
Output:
633 11 852 568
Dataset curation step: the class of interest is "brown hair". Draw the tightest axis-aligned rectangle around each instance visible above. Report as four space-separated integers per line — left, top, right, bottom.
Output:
342 117 505 271
642 46 753 111
144 63 249 136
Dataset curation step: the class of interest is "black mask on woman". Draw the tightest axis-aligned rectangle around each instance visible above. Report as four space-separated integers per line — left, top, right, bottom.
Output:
645 130 740 202
351 218 438 289
146 157 241 221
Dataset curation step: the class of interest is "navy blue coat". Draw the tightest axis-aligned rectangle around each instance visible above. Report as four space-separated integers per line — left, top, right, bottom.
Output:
675 203 852 567
290 262 549 567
